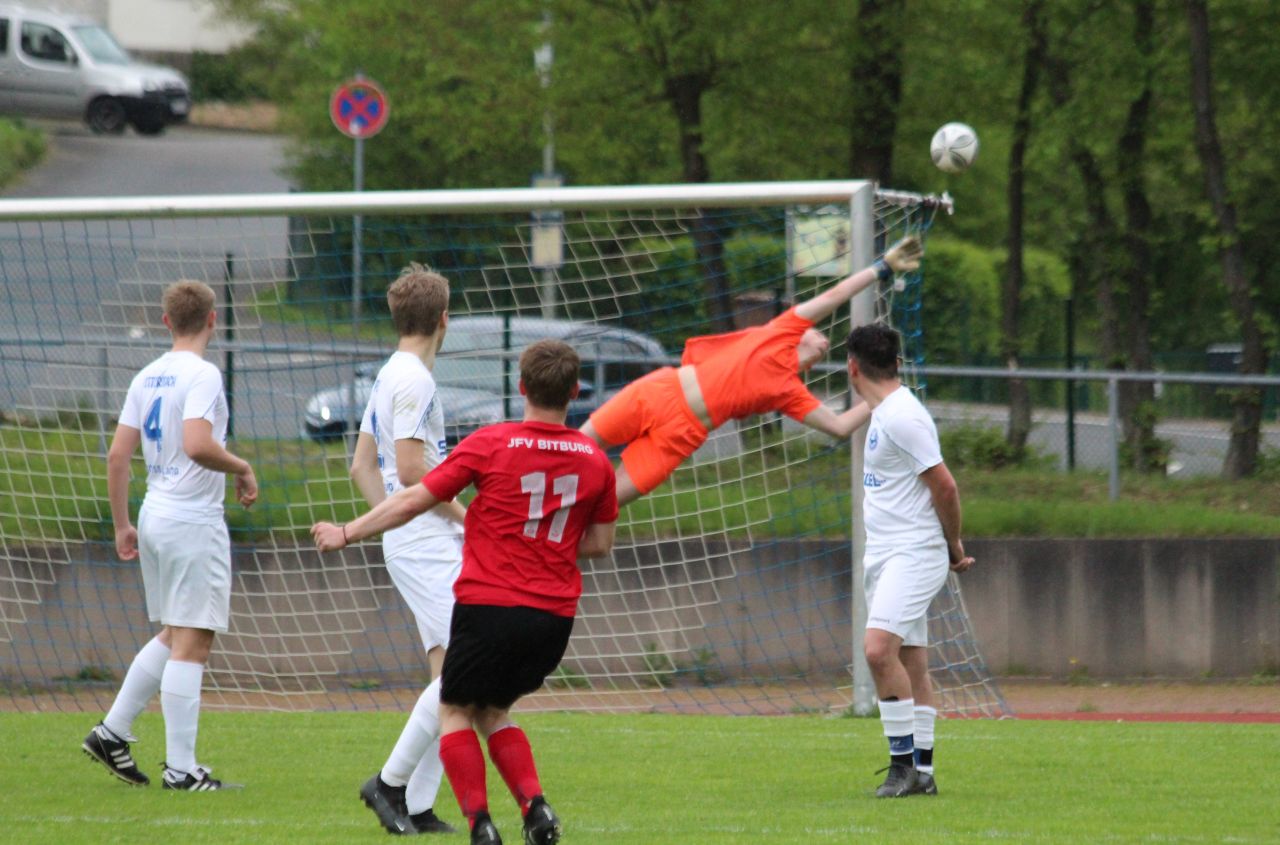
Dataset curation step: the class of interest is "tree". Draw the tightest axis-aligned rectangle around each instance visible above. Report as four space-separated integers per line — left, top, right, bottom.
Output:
847 0 906 184
1185 0 1268 478
1001 1 1047 452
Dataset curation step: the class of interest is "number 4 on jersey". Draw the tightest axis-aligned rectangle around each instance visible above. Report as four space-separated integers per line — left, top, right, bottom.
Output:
143 397 163 442
521 472 579 542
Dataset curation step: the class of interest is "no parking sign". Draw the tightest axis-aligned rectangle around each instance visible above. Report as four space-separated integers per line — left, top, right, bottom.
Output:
330 77 389 139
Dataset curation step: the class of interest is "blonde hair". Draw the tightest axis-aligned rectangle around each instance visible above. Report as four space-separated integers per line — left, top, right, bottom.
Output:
387 263 449 337
520 340 580 410
162 280 215 336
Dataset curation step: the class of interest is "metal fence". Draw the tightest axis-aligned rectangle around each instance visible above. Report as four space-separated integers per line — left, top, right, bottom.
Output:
920 365 1280 499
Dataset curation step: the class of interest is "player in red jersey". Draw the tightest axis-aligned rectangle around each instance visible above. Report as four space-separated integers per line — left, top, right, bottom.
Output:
314 339 617 845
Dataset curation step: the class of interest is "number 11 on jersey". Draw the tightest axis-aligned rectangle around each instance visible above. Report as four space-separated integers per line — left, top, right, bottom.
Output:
521 472 579 542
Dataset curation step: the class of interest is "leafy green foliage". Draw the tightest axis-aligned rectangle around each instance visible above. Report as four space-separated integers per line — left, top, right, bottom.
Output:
0 118 45 188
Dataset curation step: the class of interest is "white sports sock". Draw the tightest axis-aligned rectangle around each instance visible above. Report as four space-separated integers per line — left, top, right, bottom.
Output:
404 737 444 816
160 660 204 774
382 677 441 790
914 705 937 774
103 636 170 739
879 698 916 757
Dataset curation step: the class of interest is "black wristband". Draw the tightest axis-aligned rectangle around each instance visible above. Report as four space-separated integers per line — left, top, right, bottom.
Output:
874 259 894 283
341 524 349 544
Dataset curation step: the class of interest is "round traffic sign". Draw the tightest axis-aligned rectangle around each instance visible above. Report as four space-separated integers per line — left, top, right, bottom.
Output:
330 78 389 139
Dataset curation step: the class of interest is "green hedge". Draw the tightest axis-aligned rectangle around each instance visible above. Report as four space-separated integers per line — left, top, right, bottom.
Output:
0 119 45 188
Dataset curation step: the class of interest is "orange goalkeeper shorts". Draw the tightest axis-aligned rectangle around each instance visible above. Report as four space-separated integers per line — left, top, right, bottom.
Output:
588 367 709 495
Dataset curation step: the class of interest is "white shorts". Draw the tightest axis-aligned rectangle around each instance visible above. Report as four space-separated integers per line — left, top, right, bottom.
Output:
138 506 232 633
385 534 463 652
863 543 949 647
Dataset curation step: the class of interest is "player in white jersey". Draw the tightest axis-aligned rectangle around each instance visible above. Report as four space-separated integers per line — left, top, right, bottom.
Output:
846 322 974 799
82 281 257 792
350 265 466 835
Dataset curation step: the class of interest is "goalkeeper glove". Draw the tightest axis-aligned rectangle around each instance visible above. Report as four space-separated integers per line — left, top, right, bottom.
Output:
882 235 924 275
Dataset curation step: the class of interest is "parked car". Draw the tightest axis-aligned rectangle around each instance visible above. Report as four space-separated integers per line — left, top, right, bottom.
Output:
0 5 190 135
303 316 669 443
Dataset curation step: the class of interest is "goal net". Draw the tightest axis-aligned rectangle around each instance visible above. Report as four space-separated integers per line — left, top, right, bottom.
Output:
0 182 1007 717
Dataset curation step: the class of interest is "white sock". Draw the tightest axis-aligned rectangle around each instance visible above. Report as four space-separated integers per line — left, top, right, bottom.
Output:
404 737 444 816
103 636 170 739
914 705 937 774
879 698 915 759
382 678 441 790
160 660 203 774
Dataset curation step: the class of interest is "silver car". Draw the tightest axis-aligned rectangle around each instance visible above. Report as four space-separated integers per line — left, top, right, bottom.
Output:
303 316 669 443
0 5 190 135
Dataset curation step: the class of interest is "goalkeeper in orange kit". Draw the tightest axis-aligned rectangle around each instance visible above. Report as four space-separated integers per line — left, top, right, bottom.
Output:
581 236 924 505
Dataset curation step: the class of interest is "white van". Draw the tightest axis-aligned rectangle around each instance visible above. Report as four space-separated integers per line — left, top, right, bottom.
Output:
0 4 190 135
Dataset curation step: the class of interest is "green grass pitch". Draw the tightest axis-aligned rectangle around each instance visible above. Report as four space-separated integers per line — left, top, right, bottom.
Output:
3 711 1276 843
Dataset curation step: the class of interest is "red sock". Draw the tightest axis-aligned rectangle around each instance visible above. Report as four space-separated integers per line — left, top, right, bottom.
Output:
487 725 542 815
439 729 488 826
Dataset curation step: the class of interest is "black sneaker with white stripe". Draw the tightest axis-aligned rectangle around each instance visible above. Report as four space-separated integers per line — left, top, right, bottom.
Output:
162 763 227 791
82 723 149 786
522 796 561 845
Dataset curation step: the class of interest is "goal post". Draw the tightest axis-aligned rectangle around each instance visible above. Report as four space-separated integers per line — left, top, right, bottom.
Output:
0 181 1007 718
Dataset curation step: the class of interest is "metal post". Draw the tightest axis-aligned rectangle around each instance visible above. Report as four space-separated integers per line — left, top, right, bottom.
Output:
502 312 513 420
848 183 876 716
1107 375 1120 501
535 12 559 319
98 346 109 456
348 77 366 451
1065 296 1075 471
224 252 235 440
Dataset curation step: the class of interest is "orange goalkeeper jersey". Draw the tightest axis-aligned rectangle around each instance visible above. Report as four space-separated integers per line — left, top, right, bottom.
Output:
680 307 822 429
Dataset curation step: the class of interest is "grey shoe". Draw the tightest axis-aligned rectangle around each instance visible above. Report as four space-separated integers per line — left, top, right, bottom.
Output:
874 761 920 798
913 771 938 795
359 774 413 834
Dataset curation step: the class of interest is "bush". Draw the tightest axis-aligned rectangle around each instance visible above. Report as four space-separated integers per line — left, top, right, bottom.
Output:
940 423 1048 470
0 119 45 188
189 49 270 103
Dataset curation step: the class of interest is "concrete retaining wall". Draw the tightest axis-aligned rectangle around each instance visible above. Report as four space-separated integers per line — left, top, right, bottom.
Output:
1 538 1276 689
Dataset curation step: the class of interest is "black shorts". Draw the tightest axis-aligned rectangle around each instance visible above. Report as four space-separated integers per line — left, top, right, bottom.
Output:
440 603 575 710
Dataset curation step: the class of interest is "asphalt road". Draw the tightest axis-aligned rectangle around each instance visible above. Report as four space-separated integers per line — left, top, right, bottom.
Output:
0 124 321 441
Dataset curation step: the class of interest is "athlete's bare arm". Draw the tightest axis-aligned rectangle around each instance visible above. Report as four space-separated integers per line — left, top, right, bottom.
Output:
313 483 441 552
394 437 466 524
800 401 872 439
793 236 923 325
920 462 974 573
350 432 385 508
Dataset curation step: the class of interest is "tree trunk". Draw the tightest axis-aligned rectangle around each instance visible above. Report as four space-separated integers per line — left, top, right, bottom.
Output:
1002 1 1046 452
666 72 735 333
1117 0 1159 471
848 0 905 184
1185 0 1266 478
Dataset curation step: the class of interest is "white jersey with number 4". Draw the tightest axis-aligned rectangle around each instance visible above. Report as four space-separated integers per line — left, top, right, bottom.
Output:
862 385 945 550
360 351 461 559
119 350 228 525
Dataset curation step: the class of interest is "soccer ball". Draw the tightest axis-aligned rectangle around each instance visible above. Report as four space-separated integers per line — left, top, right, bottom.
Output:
930 122 979 173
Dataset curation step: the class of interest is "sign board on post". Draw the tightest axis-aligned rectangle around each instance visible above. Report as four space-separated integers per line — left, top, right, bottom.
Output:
330 78 389 140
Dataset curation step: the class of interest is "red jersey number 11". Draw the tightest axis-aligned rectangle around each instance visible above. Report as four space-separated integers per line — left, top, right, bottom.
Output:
521 472 579 542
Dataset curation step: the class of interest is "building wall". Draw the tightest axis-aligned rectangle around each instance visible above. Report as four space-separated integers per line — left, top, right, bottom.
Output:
107 0 250 54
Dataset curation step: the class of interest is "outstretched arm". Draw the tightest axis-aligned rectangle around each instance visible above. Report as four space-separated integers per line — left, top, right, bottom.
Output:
312 483 441 552
793 236 923 324
801 401 872 439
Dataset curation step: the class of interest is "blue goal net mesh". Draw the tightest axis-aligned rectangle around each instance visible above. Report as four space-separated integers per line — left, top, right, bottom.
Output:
0 189 1007 717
